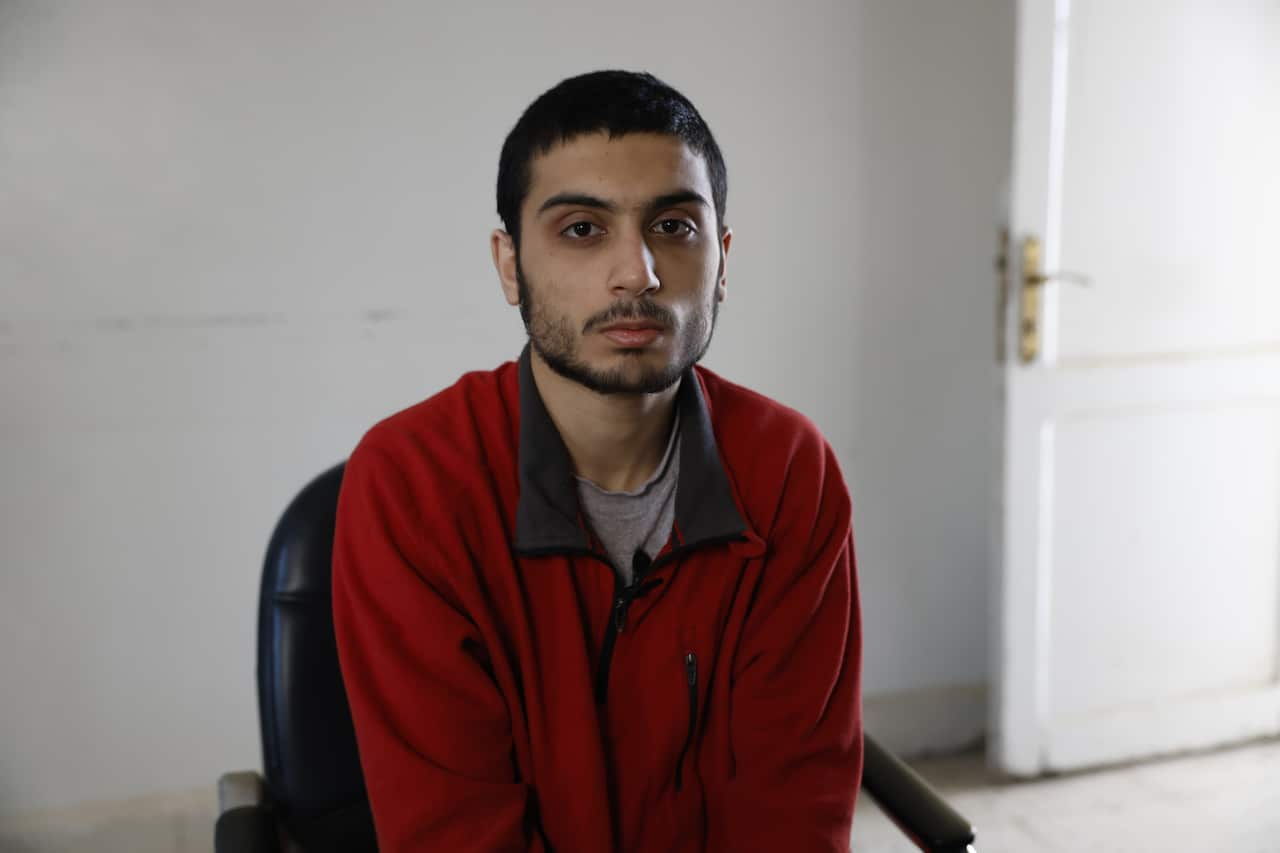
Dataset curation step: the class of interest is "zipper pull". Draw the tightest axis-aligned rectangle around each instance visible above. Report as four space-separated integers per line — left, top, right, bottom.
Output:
614 596 628 633
685 651 697 686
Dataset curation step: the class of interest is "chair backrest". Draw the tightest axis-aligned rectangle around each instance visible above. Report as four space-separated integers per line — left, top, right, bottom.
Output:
257 462 377 852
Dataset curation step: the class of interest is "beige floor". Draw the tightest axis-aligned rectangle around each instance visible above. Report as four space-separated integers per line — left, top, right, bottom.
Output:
852 737 1280 852
2 738 1277 852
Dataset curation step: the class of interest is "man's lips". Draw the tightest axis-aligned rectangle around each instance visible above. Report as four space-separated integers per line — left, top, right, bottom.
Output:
600 323 664 346
599 321 664 332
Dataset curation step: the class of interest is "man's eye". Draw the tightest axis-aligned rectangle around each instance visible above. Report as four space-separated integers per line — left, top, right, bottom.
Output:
652 219 694 236
562 222 603 239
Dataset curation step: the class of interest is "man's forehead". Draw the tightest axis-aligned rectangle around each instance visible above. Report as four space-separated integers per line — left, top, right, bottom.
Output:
526 132 712 208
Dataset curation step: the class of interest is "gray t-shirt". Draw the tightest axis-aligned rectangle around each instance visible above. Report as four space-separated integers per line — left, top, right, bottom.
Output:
574 420 680 587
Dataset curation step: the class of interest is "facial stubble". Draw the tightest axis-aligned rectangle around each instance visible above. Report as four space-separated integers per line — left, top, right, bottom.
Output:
515 255 720 396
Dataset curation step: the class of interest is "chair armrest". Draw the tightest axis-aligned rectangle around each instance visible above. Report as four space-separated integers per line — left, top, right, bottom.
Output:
219 771 268 814
861 734 976 853
216 771 281 853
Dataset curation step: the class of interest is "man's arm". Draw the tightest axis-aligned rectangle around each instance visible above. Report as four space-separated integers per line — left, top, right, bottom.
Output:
706 431 863 852
332 438 546 852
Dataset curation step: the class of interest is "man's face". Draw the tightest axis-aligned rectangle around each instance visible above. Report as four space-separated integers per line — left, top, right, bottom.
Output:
494 132 730 395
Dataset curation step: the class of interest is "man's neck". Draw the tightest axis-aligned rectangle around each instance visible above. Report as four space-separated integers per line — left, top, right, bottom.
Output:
530 349 679 493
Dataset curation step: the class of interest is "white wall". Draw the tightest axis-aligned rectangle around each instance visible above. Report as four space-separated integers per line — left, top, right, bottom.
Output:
0 0 1014 812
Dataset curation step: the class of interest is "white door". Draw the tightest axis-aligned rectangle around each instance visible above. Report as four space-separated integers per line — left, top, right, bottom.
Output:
992 0 1280 776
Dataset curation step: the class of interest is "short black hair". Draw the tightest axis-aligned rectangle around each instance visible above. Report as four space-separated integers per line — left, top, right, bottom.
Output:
496 70 728 248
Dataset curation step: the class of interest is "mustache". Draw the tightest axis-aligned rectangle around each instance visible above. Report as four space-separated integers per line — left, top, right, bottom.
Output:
583 300 675 333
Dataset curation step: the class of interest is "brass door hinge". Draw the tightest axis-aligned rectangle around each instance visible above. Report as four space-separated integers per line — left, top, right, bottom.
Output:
996 228 1010 363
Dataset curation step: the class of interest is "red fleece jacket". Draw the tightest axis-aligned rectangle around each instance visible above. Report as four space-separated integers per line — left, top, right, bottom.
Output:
333 349 863 852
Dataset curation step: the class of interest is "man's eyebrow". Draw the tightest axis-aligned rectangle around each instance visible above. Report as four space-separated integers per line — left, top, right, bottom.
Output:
648 190 710 211
536 189 711 216
537 193 617 215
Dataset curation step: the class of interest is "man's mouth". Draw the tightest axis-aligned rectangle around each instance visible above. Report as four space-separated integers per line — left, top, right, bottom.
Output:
599 322 664 347
600 321 664 333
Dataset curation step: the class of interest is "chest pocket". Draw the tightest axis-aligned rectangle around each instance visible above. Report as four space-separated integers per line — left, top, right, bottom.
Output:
651 539 765 848
663 643 706 849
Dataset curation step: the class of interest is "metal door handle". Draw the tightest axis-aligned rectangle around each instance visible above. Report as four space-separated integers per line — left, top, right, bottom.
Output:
1018 236 1092 363
1024 269 1093 288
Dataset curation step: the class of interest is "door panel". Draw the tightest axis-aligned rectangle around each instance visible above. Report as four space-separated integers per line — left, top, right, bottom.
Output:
1048 403 1280 718
1045 683 1280 768
1057 0 1280 361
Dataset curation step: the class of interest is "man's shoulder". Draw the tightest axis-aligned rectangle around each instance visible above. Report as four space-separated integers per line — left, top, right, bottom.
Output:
694 363 828 455
351 358 519 481
694 364 848 532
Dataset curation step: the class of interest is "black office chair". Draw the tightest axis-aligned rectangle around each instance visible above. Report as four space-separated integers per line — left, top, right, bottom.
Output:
215 464 977 853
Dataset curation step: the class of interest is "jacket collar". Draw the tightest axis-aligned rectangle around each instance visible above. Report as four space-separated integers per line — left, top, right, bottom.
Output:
513 344 747 556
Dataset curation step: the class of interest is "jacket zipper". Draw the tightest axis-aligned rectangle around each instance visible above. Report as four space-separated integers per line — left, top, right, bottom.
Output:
674 651 699 791
593 552 659 704
594 571 626 704
592 536 743 705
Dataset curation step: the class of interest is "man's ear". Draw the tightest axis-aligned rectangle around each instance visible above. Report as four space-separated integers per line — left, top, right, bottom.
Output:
491 229 520 306
716 228 732 303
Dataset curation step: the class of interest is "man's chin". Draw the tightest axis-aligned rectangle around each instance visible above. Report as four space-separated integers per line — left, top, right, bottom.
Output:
581 367 683 396
538 349 682 396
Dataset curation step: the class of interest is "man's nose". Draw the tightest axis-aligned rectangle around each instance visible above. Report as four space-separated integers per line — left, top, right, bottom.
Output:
608 231 660 297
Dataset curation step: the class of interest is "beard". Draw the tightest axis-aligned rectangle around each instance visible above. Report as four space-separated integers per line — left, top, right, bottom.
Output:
516 256 719 395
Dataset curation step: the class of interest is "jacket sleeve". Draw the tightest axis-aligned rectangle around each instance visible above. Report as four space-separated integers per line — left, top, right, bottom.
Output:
706 432 864 852
331 438 547 853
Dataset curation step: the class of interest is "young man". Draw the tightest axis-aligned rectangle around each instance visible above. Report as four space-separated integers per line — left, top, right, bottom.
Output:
333 70 863 852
